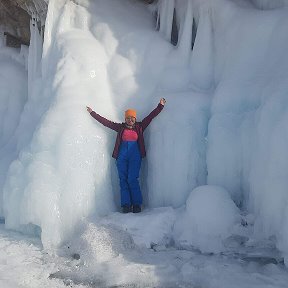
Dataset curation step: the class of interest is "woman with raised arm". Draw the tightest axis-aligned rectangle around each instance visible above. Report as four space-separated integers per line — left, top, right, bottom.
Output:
86 98 166 213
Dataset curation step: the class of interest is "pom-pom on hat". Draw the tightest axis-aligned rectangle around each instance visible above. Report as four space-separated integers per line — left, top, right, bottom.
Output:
125 109 137 119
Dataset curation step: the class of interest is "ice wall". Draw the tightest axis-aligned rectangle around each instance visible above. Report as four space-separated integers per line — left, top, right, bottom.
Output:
4 0 115 248
2 0 288 262
156 0 288 262
2 0 210 248
205 1 288 261
0 46 28 217
0 15 43 218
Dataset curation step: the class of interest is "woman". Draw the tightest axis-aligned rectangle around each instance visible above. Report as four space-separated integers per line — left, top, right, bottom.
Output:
86 98 166 213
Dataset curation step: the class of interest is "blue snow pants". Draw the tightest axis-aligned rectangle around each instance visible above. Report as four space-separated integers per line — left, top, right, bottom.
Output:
116 141 142 207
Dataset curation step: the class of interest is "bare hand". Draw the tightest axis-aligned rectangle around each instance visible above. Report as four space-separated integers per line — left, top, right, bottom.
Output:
86 106 93 113
160 98 166 106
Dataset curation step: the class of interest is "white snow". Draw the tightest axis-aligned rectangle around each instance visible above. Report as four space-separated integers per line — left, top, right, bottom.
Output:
1 217 288 288
0 224 65 288
98 207 176 248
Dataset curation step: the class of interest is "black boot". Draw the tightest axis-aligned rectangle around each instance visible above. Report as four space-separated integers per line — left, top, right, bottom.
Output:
122 205 131 213
132 205 141 213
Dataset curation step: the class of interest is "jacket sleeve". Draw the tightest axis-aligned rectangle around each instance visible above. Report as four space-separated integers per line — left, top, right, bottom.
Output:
141 103 164 131
90 111 122 132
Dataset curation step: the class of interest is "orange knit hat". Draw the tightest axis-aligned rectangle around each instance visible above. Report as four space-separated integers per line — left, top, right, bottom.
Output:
125 109 137 119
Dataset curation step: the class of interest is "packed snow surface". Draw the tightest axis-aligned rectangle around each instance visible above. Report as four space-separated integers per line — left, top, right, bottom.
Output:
1 0 288 286
0 215 288 288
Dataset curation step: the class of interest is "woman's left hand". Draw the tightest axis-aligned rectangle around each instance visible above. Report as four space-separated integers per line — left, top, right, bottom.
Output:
160 98 166 106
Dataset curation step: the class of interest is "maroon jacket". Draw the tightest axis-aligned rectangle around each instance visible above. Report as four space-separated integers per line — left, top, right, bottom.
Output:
90 103 164 158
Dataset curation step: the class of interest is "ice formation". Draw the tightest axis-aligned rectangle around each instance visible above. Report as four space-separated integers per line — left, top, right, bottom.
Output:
1 0 288 265
174 185 240 253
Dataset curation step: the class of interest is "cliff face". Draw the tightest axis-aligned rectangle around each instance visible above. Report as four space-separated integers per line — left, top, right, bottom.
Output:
0 0 47 46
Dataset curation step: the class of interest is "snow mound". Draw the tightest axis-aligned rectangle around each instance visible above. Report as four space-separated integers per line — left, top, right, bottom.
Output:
64 222 135 264
174 185 240 253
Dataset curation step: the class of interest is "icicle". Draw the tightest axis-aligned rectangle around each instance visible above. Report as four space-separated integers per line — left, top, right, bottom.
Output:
190 6 214 90
42 0 66 77
28 13 43 95
158 0 175 41
0 32 4 48
176 0 193 62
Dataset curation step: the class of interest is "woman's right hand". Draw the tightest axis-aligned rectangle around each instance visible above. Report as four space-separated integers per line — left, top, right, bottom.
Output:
86 106 93 113
160 98 166 106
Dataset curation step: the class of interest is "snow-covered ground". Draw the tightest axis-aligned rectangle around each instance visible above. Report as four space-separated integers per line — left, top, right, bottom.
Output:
2 0 288 286
1 210 288 288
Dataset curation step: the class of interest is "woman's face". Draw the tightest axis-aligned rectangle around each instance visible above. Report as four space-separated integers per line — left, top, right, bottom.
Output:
125 116 136 126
